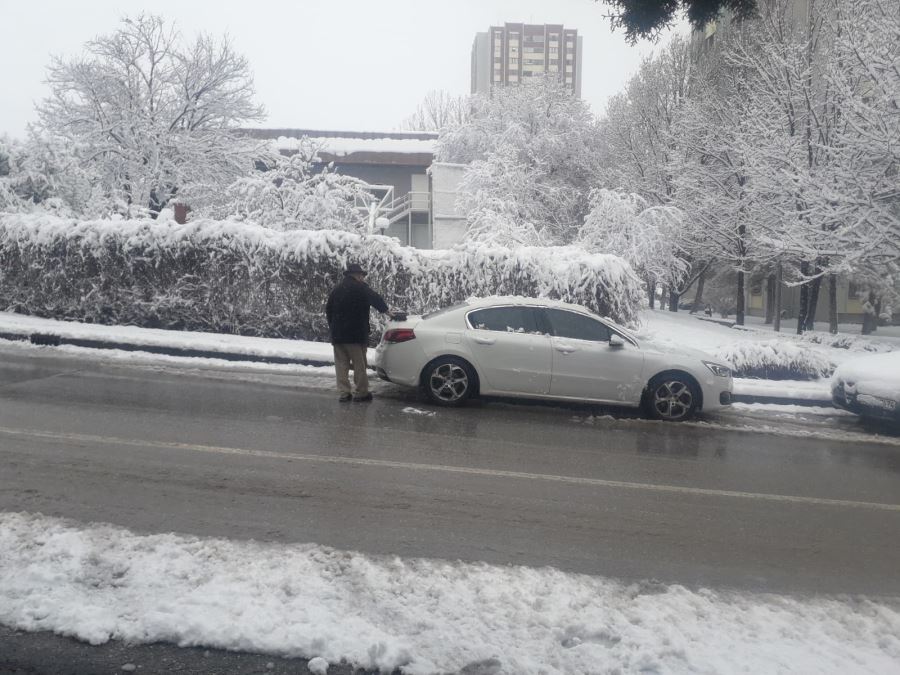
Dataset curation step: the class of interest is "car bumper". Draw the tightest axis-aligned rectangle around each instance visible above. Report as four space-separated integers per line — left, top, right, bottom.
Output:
698 375 733 412
373 340 426 388
832 385 900 422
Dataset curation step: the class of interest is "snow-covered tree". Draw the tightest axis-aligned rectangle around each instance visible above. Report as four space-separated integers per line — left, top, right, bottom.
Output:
401 90 471 132
200 143 373 232
578 188 689 302
35 14 265 218
439 76 602 246
597 35 712 310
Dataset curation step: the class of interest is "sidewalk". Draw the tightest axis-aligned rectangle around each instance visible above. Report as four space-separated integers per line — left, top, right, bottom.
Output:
0 311 354 367
0 311 832 406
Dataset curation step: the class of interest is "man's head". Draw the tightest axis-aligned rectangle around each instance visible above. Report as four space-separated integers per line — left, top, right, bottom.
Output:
344 262 368 283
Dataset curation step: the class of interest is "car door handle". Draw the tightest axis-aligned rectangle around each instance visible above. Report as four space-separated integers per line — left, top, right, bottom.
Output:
473 336 496 345
555 344 577 354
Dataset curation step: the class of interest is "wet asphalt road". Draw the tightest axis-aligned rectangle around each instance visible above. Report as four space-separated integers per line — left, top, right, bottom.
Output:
0 346 899 602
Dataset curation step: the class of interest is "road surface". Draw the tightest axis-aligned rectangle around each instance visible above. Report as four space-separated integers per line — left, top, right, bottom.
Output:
1 346 898 600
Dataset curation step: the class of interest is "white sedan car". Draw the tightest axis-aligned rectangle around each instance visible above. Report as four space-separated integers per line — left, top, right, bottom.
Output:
375 297 733 421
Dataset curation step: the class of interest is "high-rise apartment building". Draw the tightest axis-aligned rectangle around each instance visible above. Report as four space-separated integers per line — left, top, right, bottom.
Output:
471 23 583 97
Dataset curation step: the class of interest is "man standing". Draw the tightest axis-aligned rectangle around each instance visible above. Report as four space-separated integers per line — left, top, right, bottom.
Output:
325 263 389 402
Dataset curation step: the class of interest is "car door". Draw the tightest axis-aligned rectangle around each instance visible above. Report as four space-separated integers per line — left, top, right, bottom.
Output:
542 308 645 404
464 305 552 395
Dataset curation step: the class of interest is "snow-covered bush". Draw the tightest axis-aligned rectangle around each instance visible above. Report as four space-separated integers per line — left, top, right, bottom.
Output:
195 148 371 232
0 214 644 340
715 340 835 380
578 189 689 293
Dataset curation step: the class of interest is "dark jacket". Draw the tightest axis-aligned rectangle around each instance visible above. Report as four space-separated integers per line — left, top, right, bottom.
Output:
325 277 389 344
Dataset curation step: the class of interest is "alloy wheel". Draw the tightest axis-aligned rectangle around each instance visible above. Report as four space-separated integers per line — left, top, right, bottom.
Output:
429 363 469 402
652 380 694 421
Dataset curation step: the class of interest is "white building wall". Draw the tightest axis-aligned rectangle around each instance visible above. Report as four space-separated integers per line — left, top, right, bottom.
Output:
429 162 469 249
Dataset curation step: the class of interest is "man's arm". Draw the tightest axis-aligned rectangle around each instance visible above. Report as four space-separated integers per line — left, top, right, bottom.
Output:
367 286 389 314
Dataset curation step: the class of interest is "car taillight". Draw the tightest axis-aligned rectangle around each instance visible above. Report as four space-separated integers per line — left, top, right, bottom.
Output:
383 328 416 343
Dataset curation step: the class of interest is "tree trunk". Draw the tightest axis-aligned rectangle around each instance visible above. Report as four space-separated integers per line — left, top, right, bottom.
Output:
774 263 783 333
828 275 838 334
862 291 878 334
736 271 745 326
647 279 655 309
691 268 706 314
797 262 810 334
668 288 679 313
805 274 823 331
660 287 668 311
764 274 776 324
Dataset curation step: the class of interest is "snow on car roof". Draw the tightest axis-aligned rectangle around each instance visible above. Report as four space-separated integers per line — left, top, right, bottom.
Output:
831 351 900 400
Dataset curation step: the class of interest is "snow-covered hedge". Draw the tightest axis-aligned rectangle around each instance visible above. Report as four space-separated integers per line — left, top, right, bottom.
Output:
0 214 643 341
715 340 835 380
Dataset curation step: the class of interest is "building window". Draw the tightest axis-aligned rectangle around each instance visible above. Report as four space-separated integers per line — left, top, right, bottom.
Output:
509 57 518 65
549 46 558 54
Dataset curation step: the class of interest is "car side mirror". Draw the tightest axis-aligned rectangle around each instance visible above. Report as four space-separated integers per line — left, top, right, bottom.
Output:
609 334 625 348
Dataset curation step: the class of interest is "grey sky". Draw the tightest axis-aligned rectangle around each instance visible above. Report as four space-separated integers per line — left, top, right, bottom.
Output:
0 0 685 137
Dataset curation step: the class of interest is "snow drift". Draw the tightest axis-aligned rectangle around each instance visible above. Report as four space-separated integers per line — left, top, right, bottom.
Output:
1 513 898 675
0 214 643 341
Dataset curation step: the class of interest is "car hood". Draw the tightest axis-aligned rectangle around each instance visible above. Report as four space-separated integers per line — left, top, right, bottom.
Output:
637 338 723 366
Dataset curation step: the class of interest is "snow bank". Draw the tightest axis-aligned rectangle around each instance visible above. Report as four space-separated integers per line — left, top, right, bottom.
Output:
831 352 900 401
1 513 898 675
0 214 643 341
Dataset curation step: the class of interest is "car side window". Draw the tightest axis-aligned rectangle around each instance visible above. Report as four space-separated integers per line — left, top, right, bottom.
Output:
467 307 543 334
544 309 611 342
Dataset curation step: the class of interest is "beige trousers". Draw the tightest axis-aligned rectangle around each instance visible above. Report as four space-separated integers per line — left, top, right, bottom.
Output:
333 343 369 396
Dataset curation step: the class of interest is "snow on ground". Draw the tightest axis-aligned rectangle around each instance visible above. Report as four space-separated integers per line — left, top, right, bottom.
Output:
0 337 336 380
731 377 831 400
0 311 368 363
730 402 852 416
1 512 898 675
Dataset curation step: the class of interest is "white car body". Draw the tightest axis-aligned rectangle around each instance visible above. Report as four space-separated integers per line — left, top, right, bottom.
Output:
374 297 733 420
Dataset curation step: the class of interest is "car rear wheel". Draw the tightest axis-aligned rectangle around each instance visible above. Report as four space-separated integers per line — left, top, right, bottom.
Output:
645 373 700 422
421 356 476 407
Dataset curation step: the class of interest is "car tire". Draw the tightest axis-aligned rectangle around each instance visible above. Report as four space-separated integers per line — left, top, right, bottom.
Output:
644 373 700 422
421 356 477 407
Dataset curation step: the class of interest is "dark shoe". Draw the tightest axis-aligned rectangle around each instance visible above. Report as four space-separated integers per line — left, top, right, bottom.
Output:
353 393 373 403
339 393 353 403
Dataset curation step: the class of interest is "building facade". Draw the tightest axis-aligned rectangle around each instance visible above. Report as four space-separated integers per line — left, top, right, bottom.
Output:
471 23 583 97
245 128 436 248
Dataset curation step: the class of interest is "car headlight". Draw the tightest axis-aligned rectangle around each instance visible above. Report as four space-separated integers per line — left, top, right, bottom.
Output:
703 361 731 377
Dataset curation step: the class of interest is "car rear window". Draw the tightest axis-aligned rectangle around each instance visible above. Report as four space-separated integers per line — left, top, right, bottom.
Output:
423 302 468 320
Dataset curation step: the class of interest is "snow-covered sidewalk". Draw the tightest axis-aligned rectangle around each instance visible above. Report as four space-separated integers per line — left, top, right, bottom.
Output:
0 311 357 365
1 512 898 675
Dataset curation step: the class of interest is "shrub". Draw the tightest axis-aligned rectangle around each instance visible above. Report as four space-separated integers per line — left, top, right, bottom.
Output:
0 214 643 342
715 340 835 380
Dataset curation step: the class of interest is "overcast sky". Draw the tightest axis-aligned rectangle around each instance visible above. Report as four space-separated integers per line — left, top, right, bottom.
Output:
0 0 686 137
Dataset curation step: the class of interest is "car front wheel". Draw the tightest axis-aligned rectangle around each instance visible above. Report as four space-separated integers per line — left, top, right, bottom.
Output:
645 373 700 421
421 356 476 407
